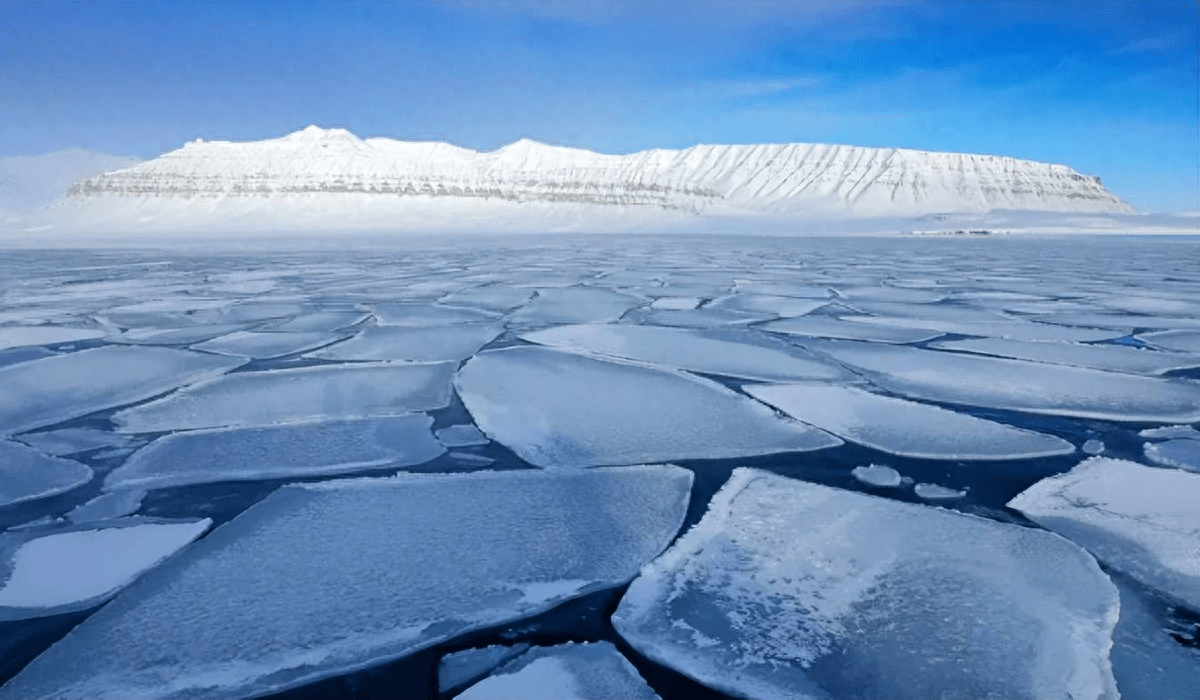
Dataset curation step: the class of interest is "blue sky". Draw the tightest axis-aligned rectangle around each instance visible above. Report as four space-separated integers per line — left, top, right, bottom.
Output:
2 0 1196 211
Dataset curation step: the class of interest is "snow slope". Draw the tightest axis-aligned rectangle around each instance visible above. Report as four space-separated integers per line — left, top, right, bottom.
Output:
0 149 140 219
28 126 1136 233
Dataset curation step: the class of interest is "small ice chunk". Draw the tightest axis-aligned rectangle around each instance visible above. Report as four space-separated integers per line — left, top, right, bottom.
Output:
747 383 1073 460
106 415 445 490
613 469 1119 700
436 424 489 448
851 464 903 487
0 326 105 350
191 330 346 359
373 303 500 326
0 346 245 435
456 346 840 469
440 644 531 693
1082 439 1105 455
455 642 660 700
930 337 1200 376
509 288 643 326
1143 440 1200 472
307 323 501 362
1136 330 1199 354
649 297 701 311
914 482 967 500
1 466 691 699
0 441 94 508
449 452 495 466
1139 424 1200 441
797 340 1200 423
16 428 143 456
66 489 147 524
1009 457 1200 609
762 315 942 344
112 362 455 432
521 324 850 382
0 519 210 621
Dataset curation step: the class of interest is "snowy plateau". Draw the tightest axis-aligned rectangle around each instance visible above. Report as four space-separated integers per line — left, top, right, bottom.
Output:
7 125 1193 237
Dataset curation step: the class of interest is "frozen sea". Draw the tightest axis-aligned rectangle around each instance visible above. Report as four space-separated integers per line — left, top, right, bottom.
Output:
0 234 1197 699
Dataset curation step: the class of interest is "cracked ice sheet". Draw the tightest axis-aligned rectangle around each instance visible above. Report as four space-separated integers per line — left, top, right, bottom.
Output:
760 315 943 344
508 288 644 326
0 441 94 508
1143 440 1200 472
520 324 851 382
1136 330 1200 354
455 642 660 700
371 303 500 326
0 466 692 700
307 323 502 363
929 337 1200 376
0 346 246 435
796 340 1200 423
105 415 445 491
0 326 105 350
456 346 840 469
613 469 1119 700
1009 457 1200 611
112 362 455 432
746 383 1073 460
190 331 348 360
0 518 210 621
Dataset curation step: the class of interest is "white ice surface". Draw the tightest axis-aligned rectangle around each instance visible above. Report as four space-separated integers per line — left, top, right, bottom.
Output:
704 294 828 318
930 337 1200 376
649 297 701 311
798 339 1200 422
112 361 455 432
264 310 370 332
760 315 942 344
842 313 1125 343
1136 330 1200 354
746 382 1073 460
0 326 105 350
306 323 501 362
16 427 142 456
0 466 691 700
0 441 94 508
455 642 660 700
1139 425 1200 440
1143 440 1200 472
66 489 147 524
456 346 840 469
914 482 967 500
0 346 245 435
1083 439 1106 455
851 464 904 487
440 644 530 693
521 324 850 382
613 469 1119 700
109 323 252 346
191 330 346 359
1009 457 1200 610
0 519 210 620
106 415 445 490
371 302 499 327
509 288 644 326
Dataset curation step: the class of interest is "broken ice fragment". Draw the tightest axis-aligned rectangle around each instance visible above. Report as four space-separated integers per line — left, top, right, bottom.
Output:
0 441 94 509
455 642 660 700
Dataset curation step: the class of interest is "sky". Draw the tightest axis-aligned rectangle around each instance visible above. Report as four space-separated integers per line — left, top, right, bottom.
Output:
1 0 1196 212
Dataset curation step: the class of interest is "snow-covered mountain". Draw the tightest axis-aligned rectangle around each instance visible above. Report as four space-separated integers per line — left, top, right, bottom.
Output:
30 126 1134 233
1 149 141 221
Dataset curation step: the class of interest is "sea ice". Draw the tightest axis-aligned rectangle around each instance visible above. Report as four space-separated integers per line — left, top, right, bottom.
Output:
0 325 105 350
797 340 1200 422
746 383 1073 460
440 286 535 311
0 518 210 621
1139 425 1200 440
436 424 489 448
440 644 531 694
930 337 1200 376
521 324 850 382
0 441 94 508
1136 330 1199 354
613 469 1119 700
372 302 500 326
914 482 967 500
704 294 828 318
456 346 840 469
761 315 942 344
649 297 701 311
307 323 501 362
263 310 370 332
66 489 146 523
1009 457 1200 610
0 466 691 700
191 330 346 359
638 308 772 328
112 361 455 432
509 288 644 326
1143 440 1200 472
16 427 142 456
109 323 251 346
0 346 55 369
842 314 1125 343
1082 439 1106 455
455 642 660 700
1109 577 1200 700
850 464 903 487
106 415 445 490
0 346 245 435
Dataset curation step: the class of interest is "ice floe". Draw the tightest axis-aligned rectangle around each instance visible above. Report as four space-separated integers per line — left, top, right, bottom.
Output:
66 489 146 524
109 323 252 346
456 346 840 468
842 314 1125 343
746 383 1073 460
1083 439 1106 455
190 330 346 359
613 469 1119 700
435 424 489 448
1136 330 1199 354
371 302 500 326
761 315 942 344
509 288 644 326
0 346 55 369
850 464 904 487
649 297 701 311
1139 424 1200 440
930 337 1200 376
0 466 691 699
307 323 501 362
0 346 245 435
704 294 828 318
455 642 660 700
263 310 370 332
521 324 850 382
0 518 210 621
16 427 142 456
914 482 967 500
106 415 444 490
798 340 1200 422
0 326 105 350
440 644 531 694
1143 440 1200 472
1009 457 1200 610
0 441 93 509
112 361 455 432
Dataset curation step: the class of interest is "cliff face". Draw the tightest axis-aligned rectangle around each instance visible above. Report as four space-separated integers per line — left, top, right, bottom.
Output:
66 126 1131 218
